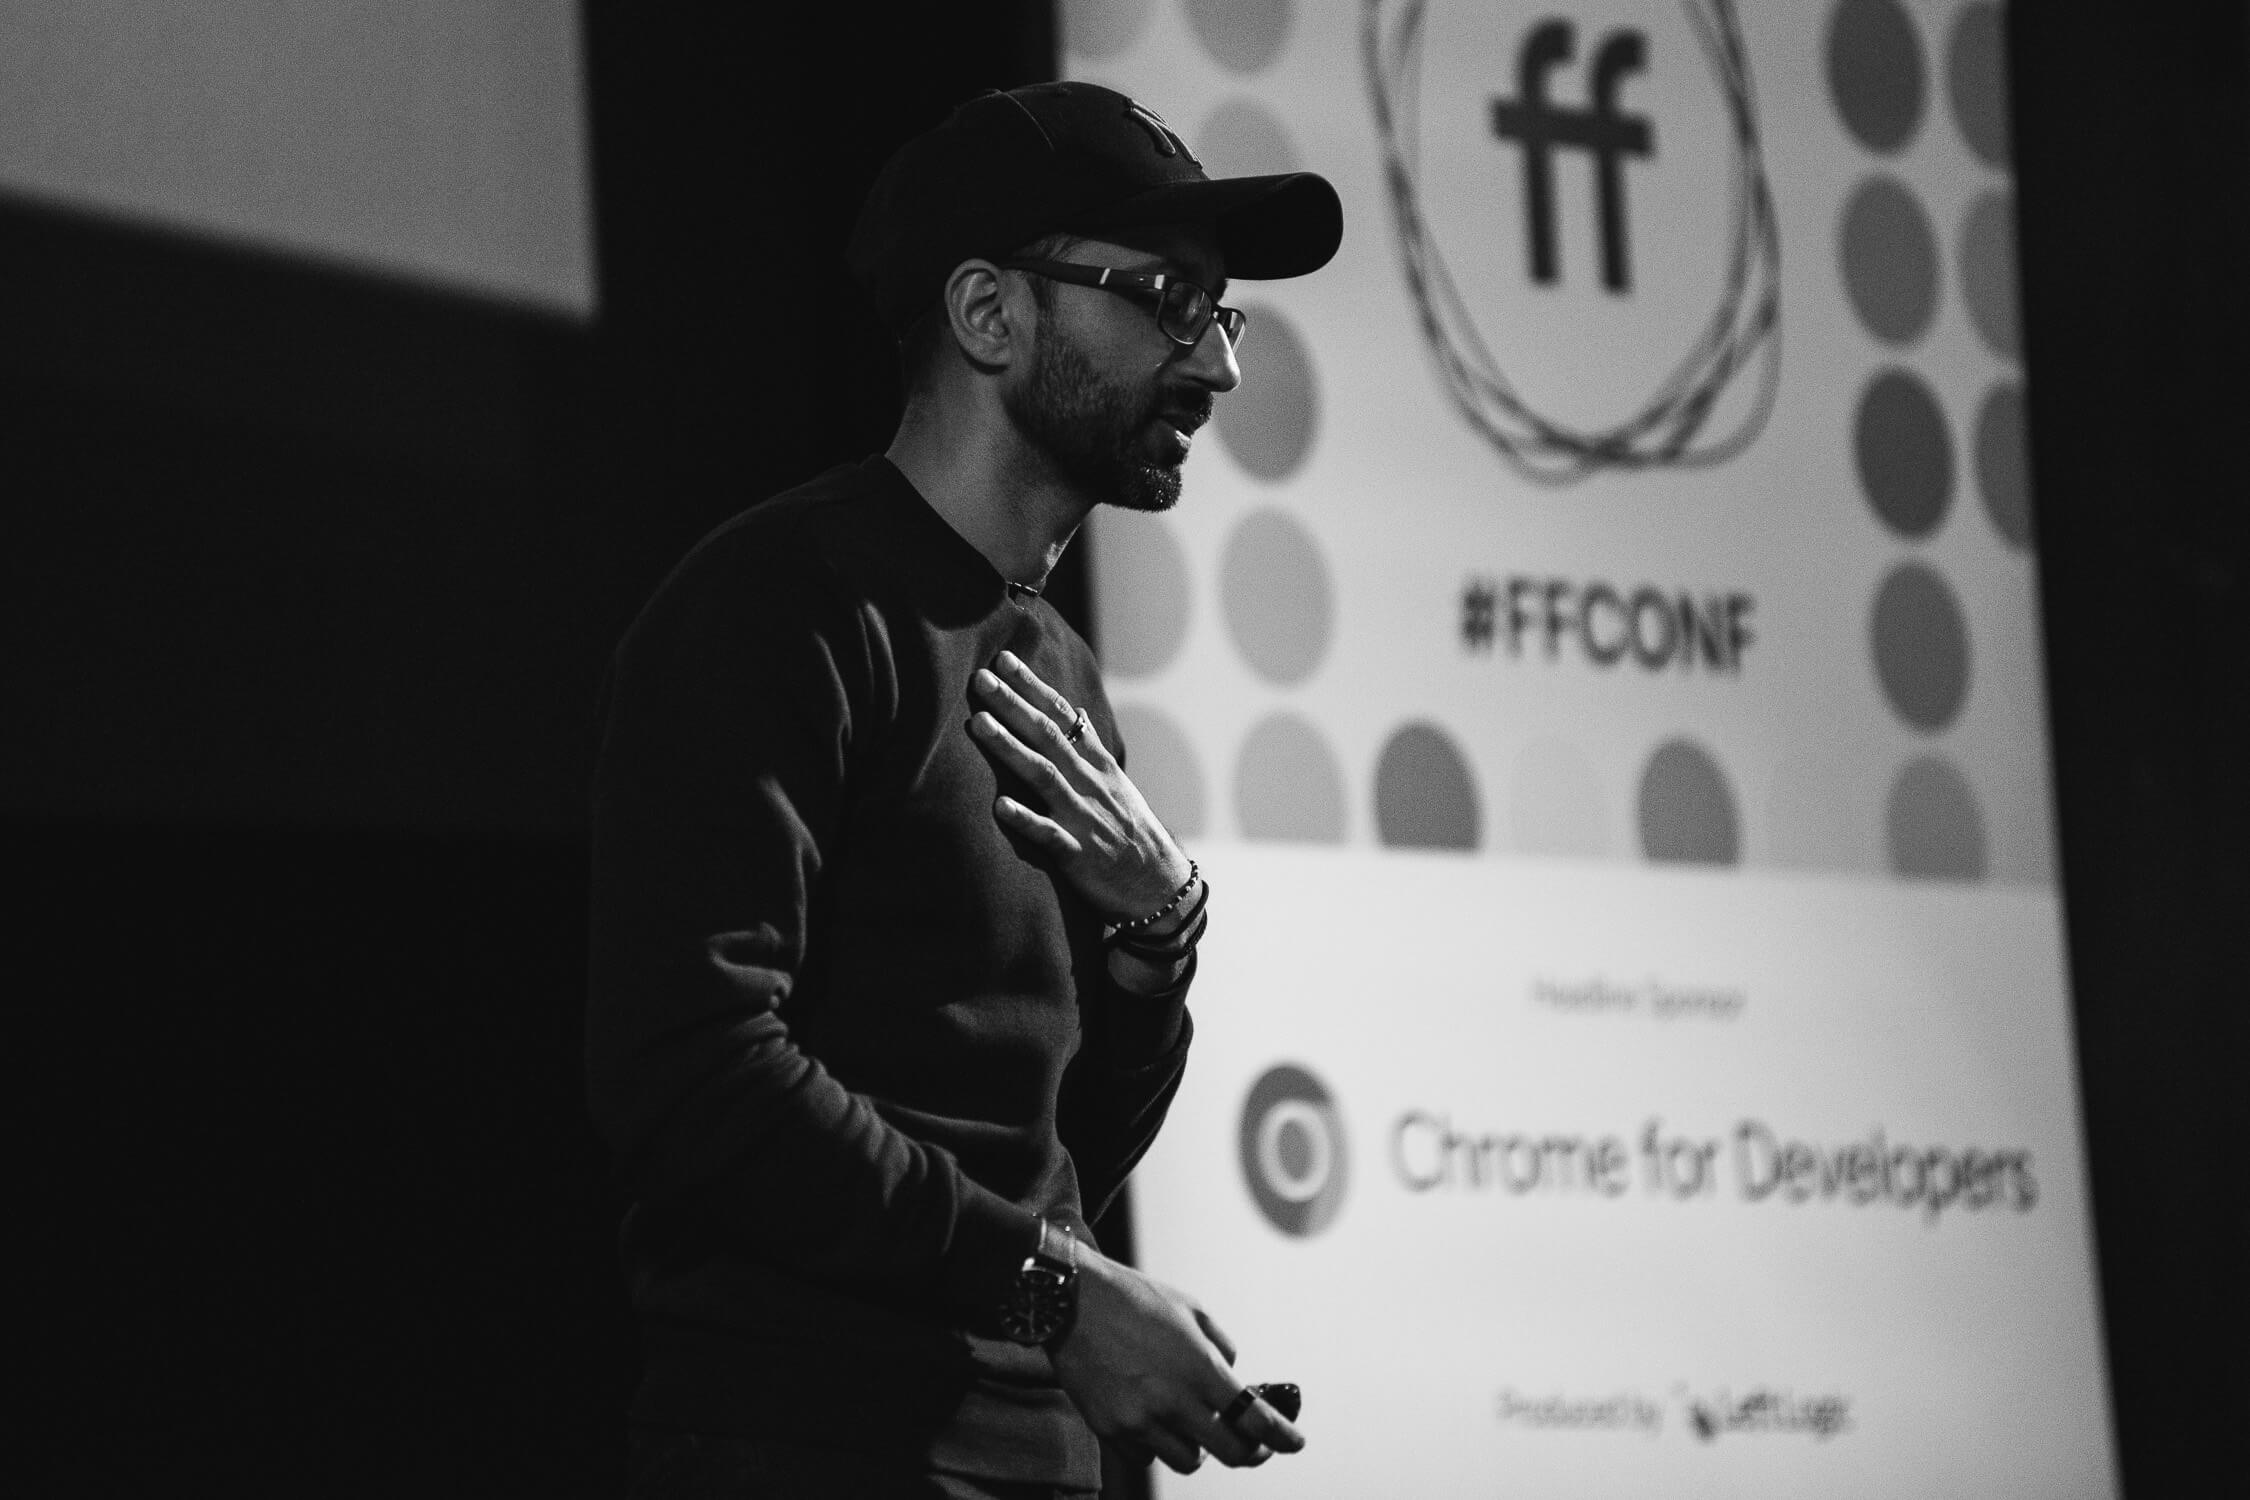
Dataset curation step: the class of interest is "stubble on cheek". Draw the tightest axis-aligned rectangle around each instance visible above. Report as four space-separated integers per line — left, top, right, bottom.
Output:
1009 330 1189 513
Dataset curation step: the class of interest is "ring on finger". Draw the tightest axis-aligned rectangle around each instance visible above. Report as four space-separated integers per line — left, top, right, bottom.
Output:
1063 706 1089 746
1217 1387 1259 1429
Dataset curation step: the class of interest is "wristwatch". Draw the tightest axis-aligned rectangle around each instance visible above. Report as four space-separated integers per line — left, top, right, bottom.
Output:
995 1216 1079 1347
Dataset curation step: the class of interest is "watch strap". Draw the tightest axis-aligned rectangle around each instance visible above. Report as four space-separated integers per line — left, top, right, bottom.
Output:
1033 1215 1077 1272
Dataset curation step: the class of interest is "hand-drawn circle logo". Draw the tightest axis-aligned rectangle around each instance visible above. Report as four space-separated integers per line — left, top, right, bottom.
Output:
1363 0 1782 483
1239 1063 1350 1236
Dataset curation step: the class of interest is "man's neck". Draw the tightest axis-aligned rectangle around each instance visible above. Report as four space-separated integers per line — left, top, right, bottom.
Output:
886 406 1092 591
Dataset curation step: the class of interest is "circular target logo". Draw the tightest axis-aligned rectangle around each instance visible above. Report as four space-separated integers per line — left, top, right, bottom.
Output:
1239 1063 1349 1237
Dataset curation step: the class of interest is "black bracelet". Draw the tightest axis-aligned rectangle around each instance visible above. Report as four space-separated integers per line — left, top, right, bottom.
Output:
1110 859 1201 934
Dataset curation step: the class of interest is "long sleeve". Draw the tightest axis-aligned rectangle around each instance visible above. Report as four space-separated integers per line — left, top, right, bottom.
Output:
1052 713 1197 1229
584 519 1033 1321
1058 962 1195 1228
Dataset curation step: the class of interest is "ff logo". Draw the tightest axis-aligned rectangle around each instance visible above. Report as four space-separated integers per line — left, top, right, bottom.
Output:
1366 0 1779 480
1489 19 1654 293
1239 1064 1349 1237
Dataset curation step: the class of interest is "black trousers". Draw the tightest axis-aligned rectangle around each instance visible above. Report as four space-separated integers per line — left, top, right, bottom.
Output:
625 1428 1103 1500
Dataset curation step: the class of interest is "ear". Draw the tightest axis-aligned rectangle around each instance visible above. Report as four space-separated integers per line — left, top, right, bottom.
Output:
941 258 1029 373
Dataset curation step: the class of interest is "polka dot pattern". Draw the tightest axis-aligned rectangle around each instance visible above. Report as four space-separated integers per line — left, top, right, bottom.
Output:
1826 0 2023 884
1887 755 1987 879
1637 738 1742 866
1215 301 1320 481
1234 712 1346 842
1871 561 1971 733
1373 722 1480 850
1091 514 1194 678
1855 367 1955 540
1183 0 1295 75
1113 702 1207 839
1826 0 1925 154
1064 1 2045 888
1840 176 1941 345
1219 508 1333 687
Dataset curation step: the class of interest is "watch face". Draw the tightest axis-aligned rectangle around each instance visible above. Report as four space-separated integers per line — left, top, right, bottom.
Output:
999 1264 1074 1344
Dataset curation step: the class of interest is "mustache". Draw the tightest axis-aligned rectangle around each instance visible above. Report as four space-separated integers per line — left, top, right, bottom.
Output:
1153 390 1217 433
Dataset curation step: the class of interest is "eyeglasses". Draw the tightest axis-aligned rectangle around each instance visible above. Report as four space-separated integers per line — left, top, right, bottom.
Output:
998 258 1248 350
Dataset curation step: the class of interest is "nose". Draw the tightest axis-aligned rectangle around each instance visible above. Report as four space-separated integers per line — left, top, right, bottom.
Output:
1182 313 1243 394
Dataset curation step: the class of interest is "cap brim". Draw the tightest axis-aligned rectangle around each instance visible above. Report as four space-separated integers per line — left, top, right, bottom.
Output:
1070 172 1343 280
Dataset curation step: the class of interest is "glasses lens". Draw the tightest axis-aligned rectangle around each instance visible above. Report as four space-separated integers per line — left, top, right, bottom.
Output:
1160 280 1213 345
1215 306 1248 349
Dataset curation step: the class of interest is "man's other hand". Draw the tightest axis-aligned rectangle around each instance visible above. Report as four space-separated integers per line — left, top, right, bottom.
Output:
969 651 1194 920
1047 1248 1307 1475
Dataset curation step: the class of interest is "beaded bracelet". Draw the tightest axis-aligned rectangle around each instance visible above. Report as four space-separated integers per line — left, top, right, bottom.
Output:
1110 900 1209 962
1110 860 1202 935
1107 875 1210 957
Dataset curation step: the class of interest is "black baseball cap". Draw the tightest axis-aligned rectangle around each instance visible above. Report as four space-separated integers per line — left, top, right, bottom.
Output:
848 81 1343 333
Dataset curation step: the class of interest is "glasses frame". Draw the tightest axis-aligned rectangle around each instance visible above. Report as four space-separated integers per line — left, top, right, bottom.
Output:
998 258 1247 350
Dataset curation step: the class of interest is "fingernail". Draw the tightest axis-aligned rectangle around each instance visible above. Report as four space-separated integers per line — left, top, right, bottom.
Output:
973 668 997 690
996 651 1018 669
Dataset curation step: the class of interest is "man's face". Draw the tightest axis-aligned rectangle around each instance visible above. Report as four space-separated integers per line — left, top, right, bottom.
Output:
1002 225 1242 512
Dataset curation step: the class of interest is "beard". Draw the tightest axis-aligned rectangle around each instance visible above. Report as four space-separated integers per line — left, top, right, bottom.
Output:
1004 322 1214 513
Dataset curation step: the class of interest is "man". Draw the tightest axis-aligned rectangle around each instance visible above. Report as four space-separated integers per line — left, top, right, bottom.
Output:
587 82 1341 1497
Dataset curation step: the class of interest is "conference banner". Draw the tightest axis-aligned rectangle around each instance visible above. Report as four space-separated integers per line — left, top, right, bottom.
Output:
1066 2 2114 1495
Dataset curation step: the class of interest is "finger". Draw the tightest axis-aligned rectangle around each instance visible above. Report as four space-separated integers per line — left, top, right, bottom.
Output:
1142 1426 1204 1476
993 650 1077 728
1193 1307 1238 1366
972 673 1087 768
1227 1397 1306 1455
994 797 1084 856
1193 1404 1272 1469
969 712 1081 798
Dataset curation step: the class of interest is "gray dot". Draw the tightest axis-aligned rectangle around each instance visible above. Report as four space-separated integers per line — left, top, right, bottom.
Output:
1234 712 1346 843
1215 300 1319 481
1871 560 1972 732
1373 722 1480 850
1886 755 1987 880
1112 702 1206 839
1959 190 2020 359
1855 367 1954 539
1826 0 1925 154
1183 0 1294 74
1946 3 2011 167
1059 0 1156 61
1196 96 1302 180
1219 508 1333 686
1510 739 1610 857
1637 738 1741 866
1840 176 1940 345
1090 513 1193 677
1973 380 2033 550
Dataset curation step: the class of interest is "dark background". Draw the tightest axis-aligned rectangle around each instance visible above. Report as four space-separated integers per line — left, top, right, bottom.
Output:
10 4 2243 1495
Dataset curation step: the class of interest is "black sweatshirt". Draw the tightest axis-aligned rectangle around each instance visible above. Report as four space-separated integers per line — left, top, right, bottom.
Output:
586 456 1194 1485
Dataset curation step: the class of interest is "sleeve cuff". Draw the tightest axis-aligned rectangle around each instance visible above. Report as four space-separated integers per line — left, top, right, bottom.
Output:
1101 949 1196 1066
939 1185 1042 1318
